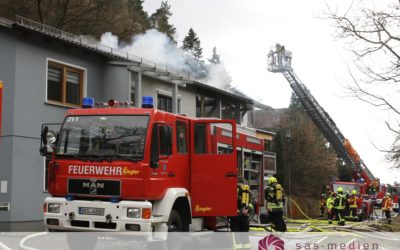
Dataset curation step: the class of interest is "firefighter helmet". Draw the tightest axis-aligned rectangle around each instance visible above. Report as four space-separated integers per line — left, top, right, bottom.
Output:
352 189 357 195
386 193 390 197
268 176 277 184
337 187 343 193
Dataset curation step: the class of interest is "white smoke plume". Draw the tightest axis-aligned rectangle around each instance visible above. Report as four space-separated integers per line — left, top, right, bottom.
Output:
100 30 233 90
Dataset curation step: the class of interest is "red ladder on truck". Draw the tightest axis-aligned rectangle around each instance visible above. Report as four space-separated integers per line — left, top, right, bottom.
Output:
267 45 375 185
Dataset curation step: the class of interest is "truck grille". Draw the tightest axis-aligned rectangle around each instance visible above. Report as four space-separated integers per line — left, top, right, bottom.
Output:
70 220 90 228
68 179 120 196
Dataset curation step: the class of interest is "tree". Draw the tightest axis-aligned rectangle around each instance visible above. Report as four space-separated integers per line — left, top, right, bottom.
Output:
275 93 338 199
208 47 221 64
0 0 150 42
149 1 176 43
327 1 400 167
182 28 203 60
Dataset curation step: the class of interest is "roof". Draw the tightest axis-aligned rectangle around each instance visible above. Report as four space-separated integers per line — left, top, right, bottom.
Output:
1 16 254 104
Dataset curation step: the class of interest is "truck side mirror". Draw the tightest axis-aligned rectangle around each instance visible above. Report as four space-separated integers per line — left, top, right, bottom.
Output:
40 126 58 156
41 126 49 146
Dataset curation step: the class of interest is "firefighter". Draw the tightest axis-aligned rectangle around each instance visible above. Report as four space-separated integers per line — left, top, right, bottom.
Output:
334 187 347 226
369 179 379 195
348 189 359 221
326 192 335 224
382 193 392 224
230 177 251 232
229 177 251 250
319 193 326 217
265 176 287 232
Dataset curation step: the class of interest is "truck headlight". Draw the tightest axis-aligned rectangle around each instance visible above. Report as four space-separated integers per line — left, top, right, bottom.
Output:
47 203 60 213
127 208 141 218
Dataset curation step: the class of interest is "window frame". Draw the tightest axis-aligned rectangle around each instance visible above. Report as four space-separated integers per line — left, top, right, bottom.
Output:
46 58 87 108
156 89 182 113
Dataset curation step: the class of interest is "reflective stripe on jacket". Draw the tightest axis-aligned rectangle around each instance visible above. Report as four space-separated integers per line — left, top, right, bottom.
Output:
334 194 346 210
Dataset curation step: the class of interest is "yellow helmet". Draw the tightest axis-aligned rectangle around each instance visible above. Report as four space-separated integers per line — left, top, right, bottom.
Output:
352 189 357 195
337 187 343 193
268 176 277 184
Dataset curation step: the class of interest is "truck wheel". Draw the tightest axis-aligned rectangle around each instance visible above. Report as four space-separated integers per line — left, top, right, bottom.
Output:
168 210 183 232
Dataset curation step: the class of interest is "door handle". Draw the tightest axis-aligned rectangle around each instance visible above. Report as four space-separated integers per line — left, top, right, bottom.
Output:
225 172 237 177
168 172 175 177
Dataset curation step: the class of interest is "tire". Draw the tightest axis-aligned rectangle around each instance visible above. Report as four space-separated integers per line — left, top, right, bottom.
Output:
167 209 184 232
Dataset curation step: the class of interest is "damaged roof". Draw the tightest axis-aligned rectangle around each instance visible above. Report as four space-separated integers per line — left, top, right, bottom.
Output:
0 16 255 104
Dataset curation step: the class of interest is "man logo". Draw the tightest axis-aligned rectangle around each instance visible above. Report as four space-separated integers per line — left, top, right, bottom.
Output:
258 234 284 250
82 181 104 195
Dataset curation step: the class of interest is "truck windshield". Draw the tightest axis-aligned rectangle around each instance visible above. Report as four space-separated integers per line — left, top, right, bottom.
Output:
333 183 360 194
57 115 149 160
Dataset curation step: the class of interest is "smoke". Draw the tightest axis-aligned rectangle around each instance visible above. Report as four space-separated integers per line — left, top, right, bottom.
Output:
100 30 233 90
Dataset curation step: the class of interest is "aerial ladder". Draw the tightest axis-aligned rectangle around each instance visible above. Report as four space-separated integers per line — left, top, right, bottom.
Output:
267 44 376 190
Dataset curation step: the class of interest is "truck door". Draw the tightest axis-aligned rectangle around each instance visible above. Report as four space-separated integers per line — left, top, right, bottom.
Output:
190 120 237 217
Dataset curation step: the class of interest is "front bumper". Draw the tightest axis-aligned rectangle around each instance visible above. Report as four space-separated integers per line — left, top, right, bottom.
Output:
44 197 165 232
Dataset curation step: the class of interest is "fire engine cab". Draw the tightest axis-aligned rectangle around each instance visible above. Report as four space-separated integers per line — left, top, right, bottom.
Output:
40 97 265 233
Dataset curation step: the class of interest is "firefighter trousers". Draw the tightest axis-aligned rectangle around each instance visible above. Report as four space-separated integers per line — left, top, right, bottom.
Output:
230 215 250 232
336 209 345 226
268 211 287 232
328 209 334 224
349 208 357 220
384 210 392 224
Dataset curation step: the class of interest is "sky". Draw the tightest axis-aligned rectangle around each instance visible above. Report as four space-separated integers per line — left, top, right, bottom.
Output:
141 0 400 184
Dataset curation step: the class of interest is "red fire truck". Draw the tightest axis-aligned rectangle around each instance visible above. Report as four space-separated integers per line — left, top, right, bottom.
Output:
40 97 265 232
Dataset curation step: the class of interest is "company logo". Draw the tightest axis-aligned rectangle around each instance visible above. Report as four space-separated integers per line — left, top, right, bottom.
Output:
195 205 212 213
122 167 140 176
258 234 284 250
82 181 105 195
68 165 140 176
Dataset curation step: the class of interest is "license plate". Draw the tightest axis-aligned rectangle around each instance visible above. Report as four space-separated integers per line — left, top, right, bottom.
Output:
79 207 105 216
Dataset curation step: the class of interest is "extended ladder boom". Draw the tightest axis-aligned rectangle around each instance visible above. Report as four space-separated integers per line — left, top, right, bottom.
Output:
267 44 375 184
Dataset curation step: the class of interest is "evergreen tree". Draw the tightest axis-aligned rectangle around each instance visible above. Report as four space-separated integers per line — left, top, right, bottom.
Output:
0 0 150 42
182 28 203 60
208 47 220 64
149 1 176 42
278 93 338 199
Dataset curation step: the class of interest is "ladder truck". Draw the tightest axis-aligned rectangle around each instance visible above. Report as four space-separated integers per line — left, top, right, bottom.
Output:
266 44 387 218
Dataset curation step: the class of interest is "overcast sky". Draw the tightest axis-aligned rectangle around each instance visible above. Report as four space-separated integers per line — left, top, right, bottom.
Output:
142 0 400 184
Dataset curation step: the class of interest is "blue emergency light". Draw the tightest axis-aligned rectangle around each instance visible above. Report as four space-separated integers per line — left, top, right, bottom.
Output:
142 96 154 108
110 197 120 203
82 97 94 108
66 194 74 201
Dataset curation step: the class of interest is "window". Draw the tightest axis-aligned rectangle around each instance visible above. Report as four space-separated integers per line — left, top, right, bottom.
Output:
159 125 172 155
176 121 187 153
47 61 84 106
194 124 207 154
157 94 172 112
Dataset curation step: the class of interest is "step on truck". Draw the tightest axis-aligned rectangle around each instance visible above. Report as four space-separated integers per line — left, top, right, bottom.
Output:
40 96 265 233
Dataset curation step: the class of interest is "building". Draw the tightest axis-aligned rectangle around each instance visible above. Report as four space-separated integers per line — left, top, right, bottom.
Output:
0 16 275 230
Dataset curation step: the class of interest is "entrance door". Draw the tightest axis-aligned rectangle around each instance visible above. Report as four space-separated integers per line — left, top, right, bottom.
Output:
190 120 237 216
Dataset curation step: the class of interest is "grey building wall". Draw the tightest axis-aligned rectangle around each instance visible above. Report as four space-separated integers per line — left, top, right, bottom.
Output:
0 28 105 225
0 29 16 224
102 64 130 101
140 75 196 116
